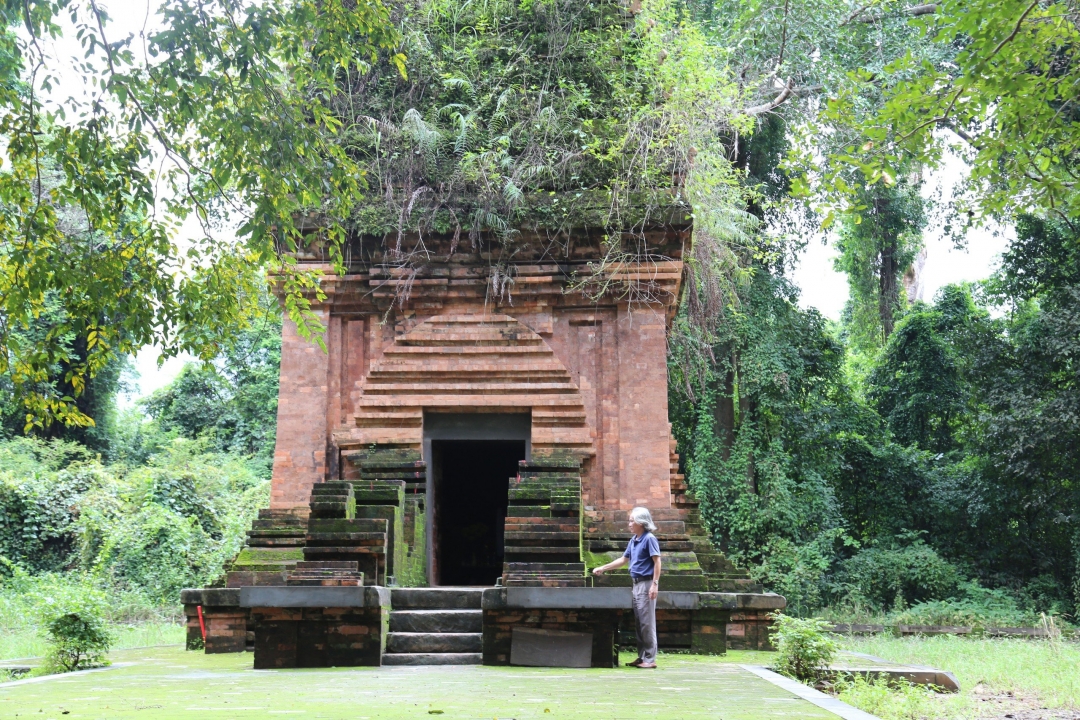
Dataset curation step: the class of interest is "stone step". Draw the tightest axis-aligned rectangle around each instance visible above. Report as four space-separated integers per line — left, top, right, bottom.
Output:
387 632 482 654
382 653 483 666
390 609 483 633
390 587 483 609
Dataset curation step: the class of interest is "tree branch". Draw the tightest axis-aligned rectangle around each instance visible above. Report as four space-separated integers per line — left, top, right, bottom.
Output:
849 3 937 25
743 79 794 116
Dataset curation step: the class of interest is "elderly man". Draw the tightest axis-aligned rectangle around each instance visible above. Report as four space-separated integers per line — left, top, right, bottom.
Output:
592 506 662 668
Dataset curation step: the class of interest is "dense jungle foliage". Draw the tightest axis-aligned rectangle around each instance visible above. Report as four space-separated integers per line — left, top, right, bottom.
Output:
0 308 280 637
0 0 1077 638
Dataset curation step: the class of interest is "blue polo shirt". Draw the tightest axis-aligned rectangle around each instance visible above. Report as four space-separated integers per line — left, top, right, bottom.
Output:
624 531 661 579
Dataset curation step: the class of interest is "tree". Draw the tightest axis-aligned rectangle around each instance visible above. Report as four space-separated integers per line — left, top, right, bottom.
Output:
141 293 281 471
835 175 926 349
820 0 1080 223
0 0 402 429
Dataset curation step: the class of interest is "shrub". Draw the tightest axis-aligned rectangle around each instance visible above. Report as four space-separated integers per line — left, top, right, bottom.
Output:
94 504 218 601
771 613 839 682
33 584 112 672
889 582 1043 629
833 538 963 610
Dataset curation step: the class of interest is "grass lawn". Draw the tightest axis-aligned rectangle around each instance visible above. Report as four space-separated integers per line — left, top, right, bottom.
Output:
0 622 186 663
838 635 1080 720
0 646 839 720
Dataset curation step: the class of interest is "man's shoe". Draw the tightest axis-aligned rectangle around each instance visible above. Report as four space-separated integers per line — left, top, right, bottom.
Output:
636 662 657 669
625 658 644 667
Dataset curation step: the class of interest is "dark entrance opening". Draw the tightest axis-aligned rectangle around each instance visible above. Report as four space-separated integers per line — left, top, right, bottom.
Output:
432 440 523 586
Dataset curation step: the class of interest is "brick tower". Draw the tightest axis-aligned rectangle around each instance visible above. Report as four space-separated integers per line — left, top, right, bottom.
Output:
227 200 758 592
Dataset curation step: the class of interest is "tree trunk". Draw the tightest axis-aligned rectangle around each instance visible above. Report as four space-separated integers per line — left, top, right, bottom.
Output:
714 353 736 461
877 198 901 339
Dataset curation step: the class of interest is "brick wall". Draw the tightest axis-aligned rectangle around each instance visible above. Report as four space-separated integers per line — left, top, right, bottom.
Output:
250 606 388 668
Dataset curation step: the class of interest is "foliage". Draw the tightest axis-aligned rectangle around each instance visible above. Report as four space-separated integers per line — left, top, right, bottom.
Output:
834 673 939 720
887 583 1044 629
139 293 282 472
330 0 757 331
832 538 964 611
834 175 925 350
821 0 1080 223
0 0 402 428
30 579 112 671
771 613 840 682
672 269 853 614
676 224 1079 618
0 438 98 571
0 436 268 600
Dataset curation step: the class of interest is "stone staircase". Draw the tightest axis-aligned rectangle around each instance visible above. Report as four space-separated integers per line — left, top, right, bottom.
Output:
383 588 483 666
226 507 309 587
286 560 364 586
502 455 586 587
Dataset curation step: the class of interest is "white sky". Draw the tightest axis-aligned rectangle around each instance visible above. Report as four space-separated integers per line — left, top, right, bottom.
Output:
790 153 1012 319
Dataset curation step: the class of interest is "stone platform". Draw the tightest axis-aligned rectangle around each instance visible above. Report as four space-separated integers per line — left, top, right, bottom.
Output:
1 645 853 720
183 586 785 668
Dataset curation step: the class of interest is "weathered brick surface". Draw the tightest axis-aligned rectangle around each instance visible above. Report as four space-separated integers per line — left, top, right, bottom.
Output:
725 610 776 651
270 227 690 515
271 311 331 508
250 606 388 668
182 604 251 654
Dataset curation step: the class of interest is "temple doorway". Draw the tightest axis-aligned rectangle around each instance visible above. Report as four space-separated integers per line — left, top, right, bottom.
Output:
431 440 522 586
424 413 530 587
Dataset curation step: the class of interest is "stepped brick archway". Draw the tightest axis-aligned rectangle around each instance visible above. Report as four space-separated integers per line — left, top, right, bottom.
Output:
349 313 593 458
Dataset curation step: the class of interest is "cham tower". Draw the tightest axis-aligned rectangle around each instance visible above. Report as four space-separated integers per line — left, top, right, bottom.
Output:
226 198 759 593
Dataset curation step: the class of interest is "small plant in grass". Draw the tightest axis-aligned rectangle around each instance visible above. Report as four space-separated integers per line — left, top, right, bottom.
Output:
771 613 839 682
33 586 113 672
834 673 938 720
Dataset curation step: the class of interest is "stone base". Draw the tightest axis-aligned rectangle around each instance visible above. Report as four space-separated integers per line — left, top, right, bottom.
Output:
483 607 621 668
240 586 391 668
180 589 249 653
481 587 785 663
180 586 784 664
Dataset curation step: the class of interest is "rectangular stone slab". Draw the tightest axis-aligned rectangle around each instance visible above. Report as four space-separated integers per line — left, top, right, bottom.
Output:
241 586 390 608
500 587 699 609
510 627 592 668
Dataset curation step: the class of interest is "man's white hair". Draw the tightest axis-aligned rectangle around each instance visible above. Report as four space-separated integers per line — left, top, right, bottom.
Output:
629 506 657 532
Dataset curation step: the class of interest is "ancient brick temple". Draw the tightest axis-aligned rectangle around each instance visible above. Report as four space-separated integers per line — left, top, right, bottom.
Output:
225 204 759 595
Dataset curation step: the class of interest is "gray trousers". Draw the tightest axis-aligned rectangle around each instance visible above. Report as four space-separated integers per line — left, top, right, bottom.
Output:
632 577 657 663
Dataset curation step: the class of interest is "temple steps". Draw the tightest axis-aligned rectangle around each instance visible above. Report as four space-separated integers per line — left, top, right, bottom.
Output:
390 610 483 633
382 653 483 666
386 632 482 654
383 589 484 666
390 587 483 609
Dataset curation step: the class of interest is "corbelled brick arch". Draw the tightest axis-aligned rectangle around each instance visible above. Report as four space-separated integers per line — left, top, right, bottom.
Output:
346 313 594 458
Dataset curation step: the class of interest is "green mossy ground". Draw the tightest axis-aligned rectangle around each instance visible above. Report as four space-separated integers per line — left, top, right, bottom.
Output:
0 646 836 719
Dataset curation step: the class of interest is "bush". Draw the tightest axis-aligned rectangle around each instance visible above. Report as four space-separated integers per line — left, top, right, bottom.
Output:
889 582 1043 629
94 504 219 602
771 613 839 682
32 583 112 672
833 537 963 611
